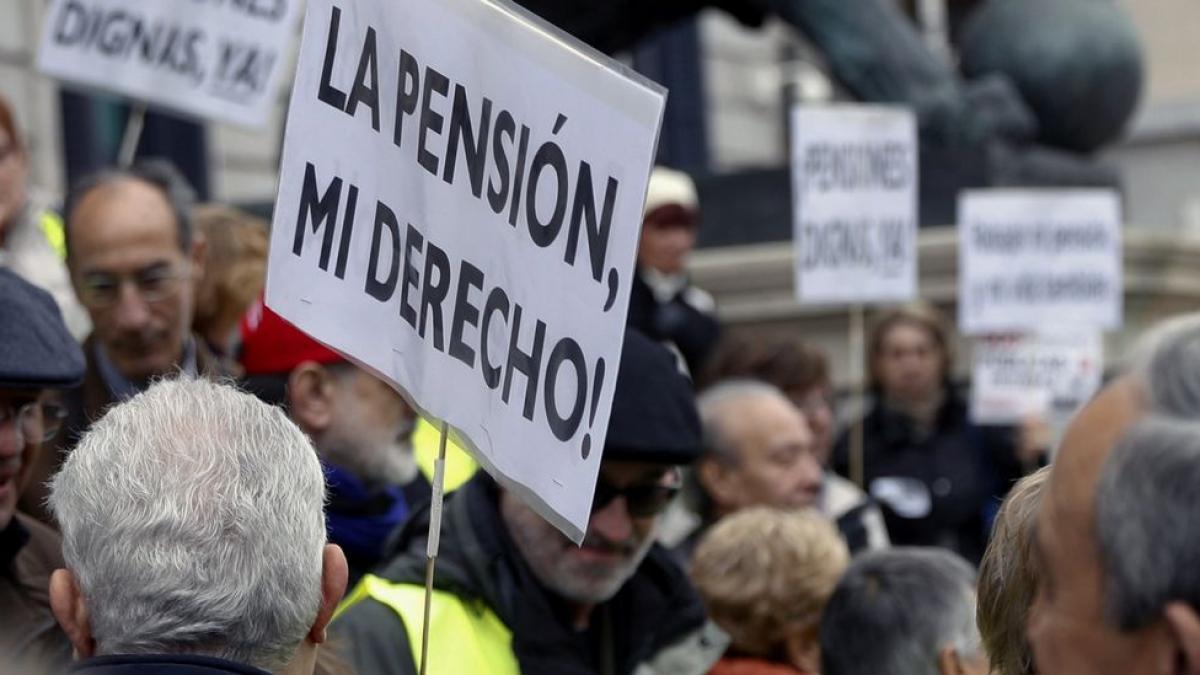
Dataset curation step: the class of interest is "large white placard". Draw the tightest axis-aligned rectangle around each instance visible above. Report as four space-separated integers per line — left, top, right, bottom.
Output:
959 190 1123 334
791 105 918 304
970 332 1103 425
38 0 300 127
265 0 665 542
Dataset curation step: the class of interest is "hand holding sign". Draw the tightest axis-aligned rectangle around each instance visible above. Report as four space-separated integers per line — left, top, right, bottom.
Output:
266 0 665 543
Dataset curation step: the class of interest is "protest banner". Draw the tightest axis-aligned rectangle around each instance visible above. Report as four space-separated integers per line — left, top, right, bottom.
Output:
970 331 1103 425
38 0 300 128
958 189 1123 334
791 105 918 305
790 104 918 487
265 0 666 544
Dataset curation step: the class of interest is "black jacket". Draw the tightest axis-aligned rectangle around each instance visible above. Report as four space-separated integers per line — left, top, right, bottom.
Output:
334 475 723 675
833 394 1022 563
69 654 270 674
626 273 720 377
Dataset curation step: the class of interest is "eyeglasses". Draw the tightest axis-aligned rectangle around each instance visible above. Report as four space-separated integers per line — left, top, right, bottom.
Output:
78 264 190 309
0 401 67 444
591 468 682 518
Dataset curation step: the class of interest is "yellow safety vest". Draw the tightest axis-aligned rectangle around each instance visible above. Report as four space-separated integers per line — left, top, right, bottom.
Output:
337 574 519 675
38 211 66 260
412 417 478 492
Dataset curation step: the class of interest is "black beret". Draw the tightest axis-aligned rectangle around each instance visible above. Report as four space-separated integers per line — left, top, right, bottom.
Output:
603 330 701 465
0 269 86 389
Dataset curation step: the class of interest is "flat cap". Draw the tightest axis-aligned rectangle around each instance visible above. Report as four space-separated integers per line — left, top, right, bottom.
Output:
0 269 86 389
604 330 702 465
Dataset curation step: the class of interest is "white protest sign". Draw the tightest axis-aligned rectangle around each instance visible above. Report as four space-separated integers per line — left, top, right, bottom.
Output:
959 190 1123 334
970 332 1103 424
38 0 300 128
791 105 918 304
265 0 666 542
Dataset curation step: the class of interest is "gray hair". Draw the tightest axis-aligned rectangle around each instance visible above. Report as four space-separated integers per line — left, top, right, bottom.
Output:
64 159 196 260
1097 417 1200 630
1095 312 1200 630
1128 312 1200 417
819 547 981 675
49 378 328 671
697 378 792 465
680 379 794 517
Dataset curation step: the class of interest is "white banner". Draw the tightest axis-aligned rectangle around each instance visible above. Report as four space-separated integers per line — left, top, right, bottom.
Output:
970 332 1103 425
38 0 300 128
791 105 918 305
958 189 1123 334
265 0 666 542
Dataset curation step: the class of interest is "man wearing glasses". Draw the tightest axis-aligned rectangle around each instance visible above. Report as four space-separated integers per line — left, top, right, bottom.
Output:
0 269 84 672
20 161 231 523
335 330 728 675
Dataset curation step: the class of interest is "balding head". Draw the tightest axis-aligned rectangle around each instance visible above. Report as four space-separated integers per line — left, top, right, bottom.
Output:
696 380 823 516
1029 314 1200 675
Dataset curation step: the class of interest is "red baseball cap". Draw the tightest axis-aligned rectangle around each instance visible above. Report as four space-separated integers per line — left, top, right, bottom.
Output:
239 296 345 375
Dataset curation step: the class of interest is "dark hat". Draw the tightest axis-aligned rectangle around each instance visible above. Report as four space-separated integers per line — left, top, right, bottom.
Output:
0 269 85 389
603 330 701 465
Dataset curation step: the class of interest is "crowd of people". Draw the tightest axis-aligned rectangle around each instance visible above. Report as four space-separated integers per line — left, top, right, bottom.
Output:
4 81 1200 675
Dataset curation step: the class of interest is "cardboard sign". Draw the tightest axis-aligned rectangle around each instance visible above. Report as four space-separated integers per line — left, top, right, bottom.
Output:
265 0 666 542
38 0 300 127
970 332 1103 424
959 190 1123 334
791 105 918 305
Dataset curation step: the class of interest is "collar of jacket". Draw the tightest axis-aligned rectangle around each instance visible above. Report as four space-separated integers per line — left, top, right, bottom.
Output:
872 390 968 447
374 474 711 675
69 653 271 674
0 516 29 577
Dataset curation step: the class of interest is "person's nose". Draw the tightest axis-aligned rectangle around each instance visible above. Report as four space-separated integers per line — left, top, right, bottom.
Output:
589 495 634 544
113 282 152 330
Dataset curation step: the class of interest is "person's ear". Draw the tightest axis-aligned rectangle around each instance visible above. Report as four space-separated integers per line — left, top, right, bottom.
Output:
50 569 95 659
695 458 742 514
308 544 349 644
288 363 337 434
1165 602 1200 674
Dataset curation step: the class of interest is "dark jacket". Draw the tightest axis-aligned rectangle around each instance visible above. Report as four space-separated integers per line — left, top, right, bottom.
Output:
334 475 725 675
20 334 233 524
0 513 72 673
833 394 1022 563
626 272 720 377
69 654 271 674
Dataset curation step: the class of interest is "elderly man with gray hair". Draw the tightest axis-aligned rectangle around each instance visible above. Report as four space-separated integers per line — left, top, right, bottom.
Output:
1027 312 1200 675
46 378 347 675
819 547 988 675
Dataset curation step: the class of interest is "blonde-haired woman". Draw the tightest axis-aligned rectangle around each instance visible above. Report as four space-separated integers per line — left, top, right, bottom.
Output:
691 507 849 675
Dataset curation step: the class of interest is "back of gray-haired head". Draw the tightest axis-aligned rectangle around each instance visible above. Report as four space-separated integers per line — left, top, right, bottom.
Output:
1124 312 1200 416
1097 312 1200 631
819 547 981 675
64 159 196 259
49 378 327 672
697 378 791 464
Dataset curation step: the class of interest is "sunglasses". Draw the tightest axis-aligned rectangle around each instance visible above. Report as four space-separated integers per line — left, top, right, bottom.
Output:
590 468 682 518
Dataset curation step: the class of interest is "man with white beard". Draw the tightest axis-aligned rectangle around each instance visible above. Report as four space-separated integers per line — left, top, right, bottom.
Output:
239 298 423 587
334 330 727 675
